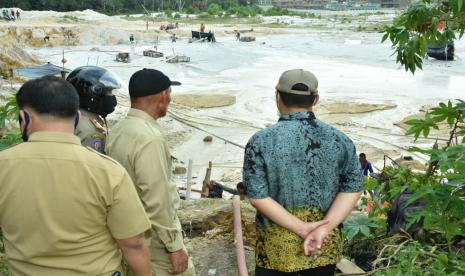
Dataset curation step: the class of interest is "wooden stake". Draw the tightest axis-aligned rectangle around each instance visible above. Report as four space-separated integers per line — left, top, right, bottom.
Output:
186 159 193 200
201 161 212 198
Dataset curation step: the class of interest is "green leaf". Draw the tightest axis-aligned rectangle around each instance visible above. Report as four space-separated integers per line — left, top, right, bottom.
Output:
359 225 371 236
382 32 389 43
343 215 382 242
346 228 359 241
438 253 449 265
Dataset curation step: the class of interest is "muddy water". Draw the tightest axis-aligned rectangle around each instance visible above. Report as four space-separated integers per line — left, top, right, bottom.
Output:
29 32 465 190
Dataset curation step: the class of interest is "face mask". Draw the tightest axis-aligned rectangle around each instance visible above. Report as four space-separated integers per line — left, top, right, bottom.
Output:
18 111 30 142
101 95 117 117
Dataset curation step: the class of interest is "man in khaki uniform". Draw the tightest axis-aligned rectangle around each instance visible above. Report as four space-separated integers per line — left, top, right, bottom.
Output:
0 76 152 276
67 66 121 153
107 69 196 276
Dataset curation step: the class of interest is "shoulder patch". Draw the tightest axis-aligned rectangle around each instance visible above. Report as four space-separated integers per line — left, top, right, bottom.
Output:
90 138 105 153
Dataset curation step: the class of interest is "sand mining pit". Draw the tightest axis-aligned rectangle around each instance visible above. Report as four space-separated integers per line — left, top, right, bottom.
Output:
172 94 236 108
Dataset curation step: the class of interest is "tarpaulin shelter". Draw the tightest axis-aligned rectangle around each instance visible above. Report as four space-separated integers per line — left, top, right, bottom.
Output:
15 63 71 79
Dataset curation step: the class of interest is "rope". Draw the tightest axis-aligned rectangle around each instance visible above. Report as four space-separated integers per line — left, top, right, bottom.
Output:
116 96 433 162
168 110 245 149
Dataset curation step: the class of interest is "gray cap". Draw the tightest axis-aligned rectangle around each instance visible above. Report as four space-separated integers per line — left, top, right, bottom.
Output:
276 69 318 96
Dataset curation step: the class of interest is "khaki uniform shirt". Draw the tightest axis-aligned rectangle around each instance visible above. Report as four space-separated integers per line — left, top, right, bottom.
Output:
0 132 151 276
106 108 184 252
76 109 107 153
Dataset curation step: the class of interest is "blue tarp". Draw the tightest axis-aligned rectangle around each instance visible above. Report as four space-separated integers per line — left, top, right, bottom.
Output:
15 63 71 79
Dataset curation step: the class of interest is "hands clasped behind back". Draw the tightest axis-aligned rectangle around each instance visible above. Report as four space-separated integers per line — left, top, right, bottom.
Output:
301 221 331 257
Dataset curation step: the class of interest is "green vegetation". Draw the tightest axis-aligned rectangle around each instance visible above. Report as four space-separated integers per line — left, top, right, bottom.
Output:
344 100 465 274
0 93 21 151
376 10 465 274
6 0 313 20
58 15 81 23
382 0 465 73
0 228 10 276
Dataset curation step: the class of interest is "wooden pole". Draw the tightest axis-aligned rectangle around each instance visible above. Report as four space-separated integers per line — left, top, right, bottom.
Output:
233 195 249 276
186 159 193 200
201 161 212 198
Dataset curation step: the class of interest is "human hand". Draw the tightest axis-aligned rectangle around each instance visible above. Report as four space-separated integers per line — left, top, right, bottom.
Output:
303 225 331 257
296 219 329 239
168 249 189 274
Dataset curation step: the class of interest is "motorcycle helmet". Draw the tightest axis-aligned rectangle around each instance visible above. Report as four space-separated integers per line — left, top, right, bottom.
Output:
67 66 123 117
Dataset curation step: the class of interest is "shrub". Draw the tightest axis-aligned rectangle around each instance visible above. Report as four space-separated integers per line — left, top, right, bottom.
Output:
164 9 173 18
207 3 222 16
184 6 200 14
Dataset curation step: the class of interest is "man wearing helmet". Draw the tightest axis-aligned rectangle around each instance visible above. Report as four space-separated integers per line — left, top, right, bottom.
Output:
67 66 121 153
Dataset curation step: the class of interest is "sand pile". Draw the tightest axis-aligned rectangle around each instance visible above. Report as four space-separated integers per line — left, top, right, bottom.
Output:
318 101 397 115
22 9 110 21
0 26 79 48
0 47 40 79
172 94 236 108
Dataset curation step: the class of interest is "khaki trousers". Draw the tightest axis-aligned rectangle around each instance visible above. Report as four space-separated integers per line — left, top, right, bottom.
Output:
128 236 196 276
149 238 196 276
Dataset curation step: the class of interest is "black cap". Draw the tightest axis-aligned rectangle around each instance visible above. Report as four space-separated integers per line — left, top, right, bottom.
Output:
129 68 181 98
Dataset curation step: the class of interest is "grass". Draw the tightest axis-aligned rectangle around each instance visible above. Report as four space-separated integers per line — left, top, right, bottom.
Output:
58 15 81 23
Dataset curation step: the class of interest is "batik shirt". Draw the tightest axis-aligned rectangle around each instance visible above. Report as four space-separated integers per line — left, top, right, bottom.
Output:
243 112 363 272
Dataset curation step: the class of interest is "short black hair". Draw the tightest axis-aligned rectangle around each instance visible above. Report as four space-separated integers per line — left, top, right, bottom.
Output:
16 75 79 119
237 182 246 191
359 153 366 158
278 83 317 108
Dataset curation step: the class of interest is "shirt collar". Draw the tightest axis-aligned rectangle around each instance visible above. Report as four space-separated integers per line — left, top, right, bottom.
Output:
79 108 99 119
28 131 81 145
128 108 158 124
279 111 316 121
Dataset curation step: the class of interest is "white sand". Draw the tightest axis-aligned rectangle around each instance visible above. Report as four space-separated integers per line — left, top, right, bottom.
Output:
3 9 464 189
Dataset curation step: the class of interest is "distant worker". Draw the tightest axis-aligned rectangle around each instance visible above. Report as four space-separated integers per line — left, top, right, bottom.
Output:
129 33 135 44
200 23 205 33
206 180 238 198
16 10 20 20
106 69 196 276
236 31 241 41
67 66 121 153
10 9 15 20
0 76 152 276
43 35 50 42
236 182 247 200
171 33 177 43
359 153 374 176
